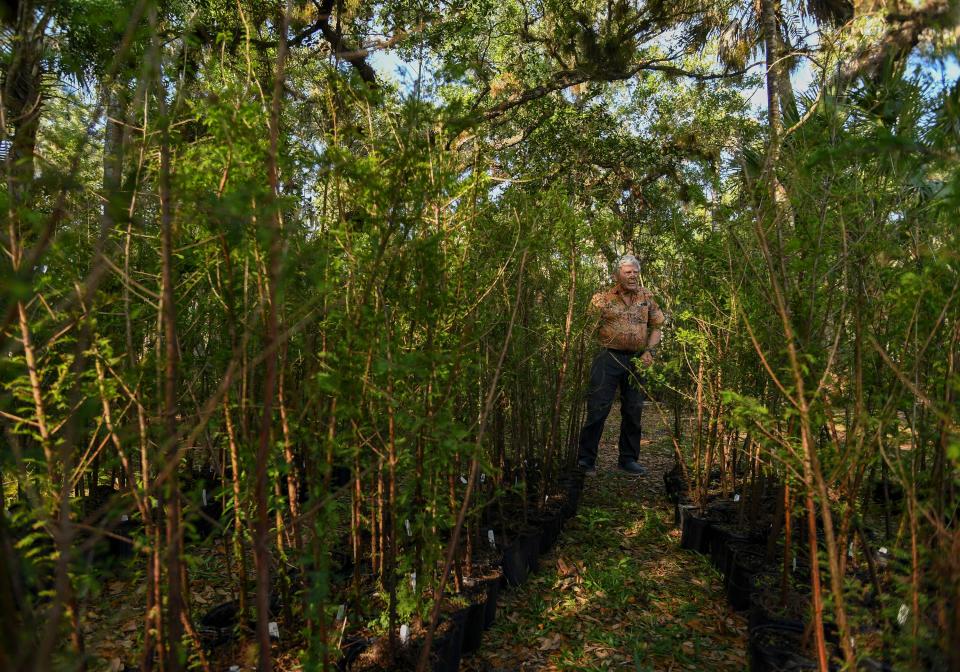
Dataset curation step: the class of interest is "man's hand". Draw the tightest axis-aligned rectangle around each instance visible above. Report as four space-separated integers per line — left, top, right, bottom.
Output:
639 351 654 367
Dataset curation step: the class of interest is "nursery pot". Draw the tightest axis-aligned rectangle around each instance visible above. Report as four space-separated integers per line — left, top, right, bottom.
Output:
680 510 711 554
558 485 581 519
103 518 140 559
460 601 485 654
501 539 530 586
483 577 500 629
336 636 370 672
432 608 468 672
726 546 768 611
749 623 816 672
709 526 751 576
521 528 543 573
748 582 806 633
198 600 241 647
531 511 562 554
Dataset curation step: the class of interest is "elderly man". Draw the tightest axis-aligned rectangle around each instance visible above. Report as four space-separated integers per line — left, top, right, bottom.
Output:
577 254 665 475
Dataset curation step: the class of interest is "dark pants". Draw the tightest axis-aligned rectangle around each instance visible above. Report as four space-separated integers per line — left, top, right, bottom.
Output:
577 350 645 466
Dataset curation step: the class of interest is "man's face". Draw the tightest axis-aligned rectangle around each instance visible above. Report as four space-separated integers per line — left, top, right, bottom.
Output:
616 263 640 292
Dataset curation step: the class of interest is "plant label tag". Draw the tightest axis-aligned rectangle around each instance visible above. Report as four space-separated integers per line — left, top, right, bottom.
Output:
202 489 208 506
400 624 410 644
121 514 129 522
488 530 495 548
460 475 468 485
336 604 345 621
410 572 416 591
733 494 740 502
792 556 797 572
480 473 486 483
897 603 909 626
545 495 549 503
405 519 412 536
268 622 279 639
879 546 888 554
848 542 854 558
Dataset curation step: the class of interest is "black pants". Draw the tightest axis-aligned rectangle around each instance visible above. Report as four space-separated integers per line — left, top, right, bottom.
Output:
577 349 645 466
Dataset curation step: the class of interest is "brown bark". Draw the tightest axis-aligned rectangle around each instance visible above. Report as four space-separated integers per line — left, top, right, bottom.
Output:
156 42 185 672
252 2 292 668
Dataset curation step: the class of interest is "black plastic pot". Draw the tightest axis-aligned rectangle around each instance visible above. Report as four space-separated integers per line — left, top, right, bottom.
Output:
748 583 806 633
529 512 560 554
106 518 141 558
336 636 370 672
483 577 500 629
198 594 282 648
709 525 751 575
188 501 223 539
680 510 712 554
197 601 241 647
432 608 468 672
558 484 581 519
663 464 688 504
726 546 768 611
705 498 739 523
460 601 485 654
521 528 543 573
501 539 529 586
749 623 816 672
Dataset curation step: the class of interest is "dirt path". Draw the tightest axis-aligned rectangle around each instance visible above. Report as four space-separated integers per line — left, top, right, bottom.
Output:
462 406 747 671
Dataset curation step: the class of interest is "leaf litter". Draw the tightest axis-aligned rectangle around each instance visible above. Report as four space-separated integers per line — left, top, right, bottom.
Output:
461 408 747 671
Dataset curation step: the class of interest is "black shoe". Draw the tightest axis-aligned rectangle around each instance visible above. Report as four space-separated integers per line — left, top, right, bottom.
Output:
618 460 647 476
577 458 597 476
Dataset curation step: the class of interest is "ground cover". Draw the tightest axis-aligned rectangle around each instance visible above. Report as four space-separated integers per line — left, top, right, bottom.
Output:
463 411 747 672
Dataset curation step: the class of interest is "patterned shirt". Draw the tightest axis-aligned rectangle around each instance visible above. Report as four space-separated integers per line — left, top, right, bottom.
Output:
589 285 665 352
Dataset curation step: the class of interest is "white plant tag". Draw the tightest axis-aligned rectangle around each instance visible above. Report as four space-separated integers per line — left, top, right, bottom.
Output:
545 495 549 503
879 546 888 554
733 494 740 502
897 603 909 626
336 604 345 621
460 475 468 485
405 519 412 536
120 514 129 522
792 556 797 572
268 622 279 639
202 489 208 506
488 530 496 548
400 624 410 644
410 572 417 591
848 541 854 558
480 473 486 483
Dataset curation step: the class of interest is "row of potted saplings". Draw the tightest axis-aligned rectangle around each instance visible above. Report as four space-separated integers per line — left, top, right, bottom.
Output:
665 471 896 672
333 469 588 671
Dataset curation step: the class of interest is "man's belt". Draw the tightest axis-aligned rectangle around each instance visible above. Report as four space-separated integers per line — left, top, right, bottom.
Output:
606 347 643 356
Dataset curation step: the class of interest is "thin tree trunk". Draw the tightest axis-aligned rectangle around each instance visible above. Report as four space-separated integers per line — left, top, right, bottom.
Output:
223 397 248 617
155 32 185 668
545 247 577 492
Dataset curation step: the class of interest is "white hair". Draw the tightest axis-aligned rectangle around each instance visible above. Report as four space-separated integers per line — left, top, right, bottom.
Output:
615 254 640 272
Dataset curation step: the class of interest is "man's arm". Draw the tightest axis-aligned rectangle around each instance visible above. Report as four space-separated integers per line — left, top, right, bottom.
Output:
640 296 666 366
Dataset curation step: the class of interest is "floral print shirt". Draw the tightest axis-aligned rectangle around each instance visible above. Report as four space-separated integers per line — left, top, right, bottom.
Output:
589 285 665 352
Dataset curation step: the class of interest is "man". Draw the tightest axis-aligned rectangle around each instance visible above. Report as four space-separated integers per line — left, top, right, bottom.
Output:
577 254 665 476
